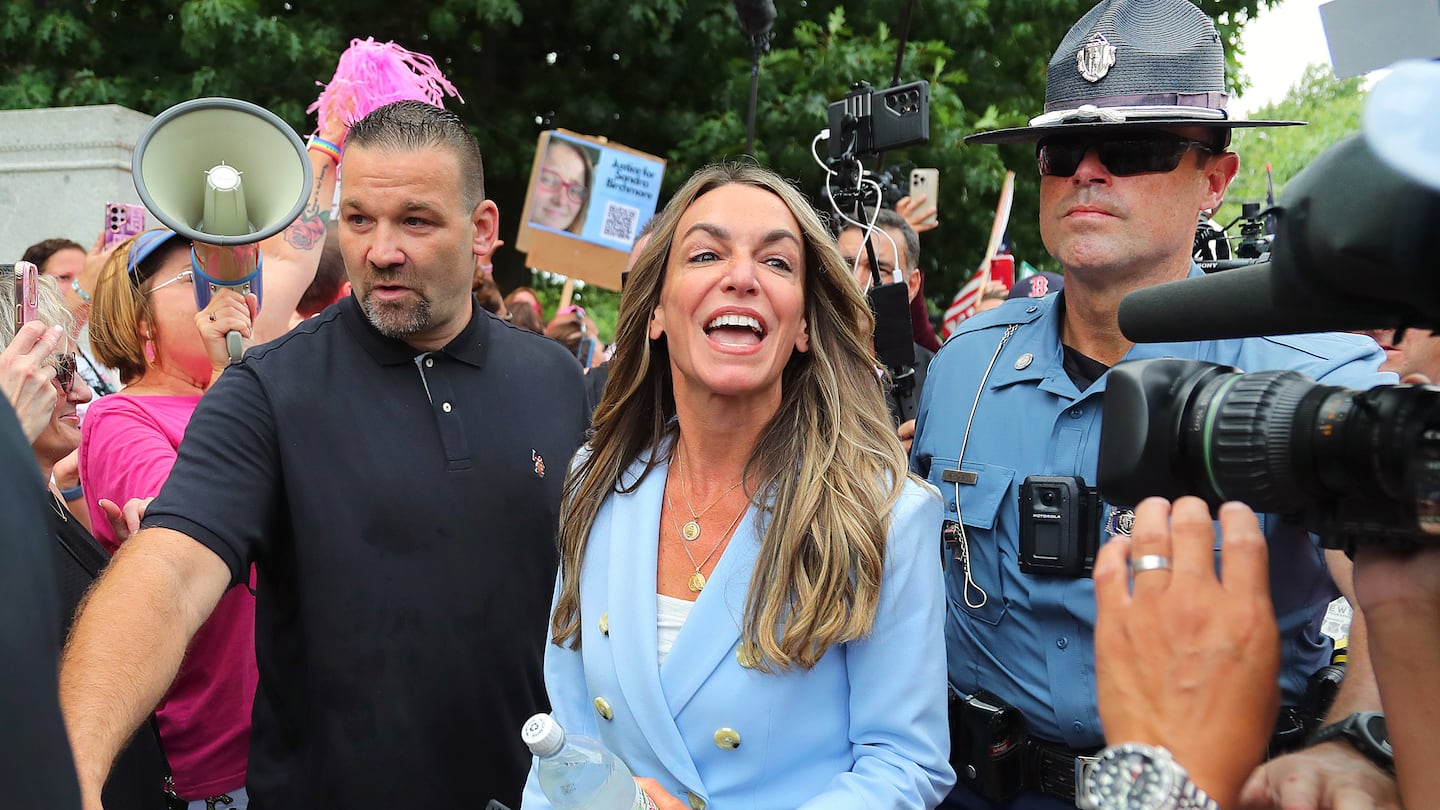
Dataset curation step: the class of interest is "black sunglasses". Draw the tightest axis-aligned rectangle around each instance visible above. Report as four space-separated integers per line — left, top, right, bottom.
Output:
1036 134 1215 178
52 353 77 394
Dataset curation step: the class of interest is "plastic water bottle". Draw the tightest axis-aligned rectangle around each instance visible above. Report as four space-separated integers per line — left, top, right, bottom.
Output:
522 713 659 810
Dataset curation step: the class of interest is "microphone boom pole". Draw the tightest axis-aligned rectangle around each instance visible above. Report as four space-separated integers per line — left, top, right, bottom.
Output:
733 0 776 157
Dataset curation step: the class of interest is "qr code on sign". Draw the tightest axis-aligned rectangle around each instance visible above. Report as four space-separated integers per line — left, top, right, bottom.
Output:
601 201 640 242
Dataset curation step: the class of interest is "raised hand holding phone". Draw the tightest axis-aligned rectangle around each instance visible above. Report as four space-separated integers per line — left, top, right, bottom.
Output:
14 260 39 328
103 203 147 251
2 263 65 441
907 168 939 228
988 254 1015 294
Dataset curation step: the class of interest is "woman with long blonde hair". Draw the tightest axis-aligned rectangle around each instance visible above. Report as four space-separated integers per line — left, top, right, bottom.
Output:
522 163 953 809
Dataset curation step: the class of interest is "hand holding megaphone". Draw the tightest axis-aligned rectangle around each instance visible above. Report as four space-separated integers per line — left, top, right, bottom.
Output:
196 288 259 382
133 97 313 363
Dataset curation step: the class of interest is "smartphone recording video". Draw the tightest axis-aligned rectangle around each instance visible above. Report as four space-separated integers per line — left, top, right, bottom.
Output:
11 261 40 332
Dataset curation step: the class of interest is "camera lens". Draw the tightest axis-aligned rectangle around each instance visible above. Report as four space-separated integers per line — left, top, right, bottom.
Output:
1040 490 1057 506
1184 370 1317 512
1100 357 1440 548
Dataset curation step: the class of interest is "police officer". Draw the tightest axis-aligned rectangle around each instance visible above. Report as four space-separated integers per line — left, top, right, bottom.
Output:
909 1 1399 807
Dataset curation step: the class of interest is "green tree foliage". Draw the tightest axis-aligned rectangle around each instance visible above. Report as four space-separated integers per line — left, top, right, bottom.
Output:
1223 64 1367 221
1 0 1275 329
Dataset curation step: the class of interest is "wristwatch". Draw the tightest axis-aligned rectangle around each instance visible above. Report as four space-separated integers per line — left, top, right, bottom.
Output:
1078 743 1219 810
1307 711 1394 772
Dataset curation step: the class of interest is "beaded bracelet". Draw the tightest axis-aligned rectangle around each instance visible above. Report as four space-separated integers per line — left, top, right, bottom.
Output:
307 136 342 165
72 278 92 303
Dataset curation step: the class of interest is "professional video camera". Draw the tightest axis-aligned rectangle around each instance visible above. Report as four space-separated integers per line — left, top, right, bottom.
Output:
1097 61 1440 551
818 79 931 422
1194 202 1273 271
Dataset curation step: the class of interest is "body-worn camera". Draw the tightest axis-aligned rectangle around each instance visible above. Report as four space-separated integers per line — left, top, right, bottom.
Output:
1098 358 1440 552
1018 476 1101 576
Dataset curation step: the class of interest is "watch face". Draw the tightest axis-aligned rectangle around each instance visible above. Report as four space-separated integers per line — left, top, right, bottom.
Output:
1361 713 1392 753
1088 748 1180 809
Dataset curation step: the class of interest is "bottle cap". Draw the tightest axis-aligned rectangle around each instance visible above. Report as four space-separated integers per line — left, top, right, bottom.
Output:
521 712 566 756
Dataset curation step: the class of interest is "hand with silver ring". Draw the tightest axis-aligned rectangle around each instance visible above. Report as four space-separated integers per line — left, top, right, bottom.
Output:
195 287 258 375
1130 553 1172 575
1093 496 1281 810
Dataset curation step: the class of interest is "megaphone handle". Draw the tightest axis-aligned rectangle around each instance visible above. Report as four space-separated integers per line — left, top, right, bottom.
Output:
225 331 244 363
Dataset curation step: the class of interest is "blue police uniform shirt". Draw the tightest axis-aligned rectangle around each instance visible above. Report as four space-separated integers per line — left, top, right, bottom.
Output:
909 269 1393 748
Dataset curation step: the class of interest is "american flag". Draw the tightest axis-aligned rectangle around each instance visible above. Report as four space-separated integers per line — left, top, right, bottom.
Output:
940 271 987 340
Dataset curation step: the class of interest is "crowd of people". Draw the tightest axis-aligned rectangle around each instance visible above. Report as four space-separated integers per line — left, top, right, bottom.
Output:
2 1 1435 808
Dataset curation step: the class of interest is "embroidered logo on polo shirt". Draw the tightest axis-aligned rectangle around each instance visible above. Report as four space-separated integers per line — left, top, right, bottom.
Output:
533 450 546 478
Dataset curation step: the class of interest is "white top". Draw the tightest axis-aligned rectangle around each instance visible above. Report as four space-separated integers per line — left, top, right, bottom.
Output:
656 593 695 666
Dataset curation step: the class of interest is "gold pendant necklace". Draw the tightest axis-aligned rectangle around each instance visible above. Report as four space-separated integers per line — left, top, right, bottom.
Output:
675 451 743 543
665 483 748 593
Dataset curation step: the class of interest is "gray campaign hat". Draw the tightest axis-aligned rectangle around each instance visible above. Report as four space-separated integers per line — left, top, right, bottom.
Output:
967 0 1303 145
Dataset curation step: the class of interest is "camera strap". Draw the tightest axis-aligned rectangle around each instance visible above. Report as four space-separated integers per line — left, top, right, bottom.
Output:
943 324 1020 610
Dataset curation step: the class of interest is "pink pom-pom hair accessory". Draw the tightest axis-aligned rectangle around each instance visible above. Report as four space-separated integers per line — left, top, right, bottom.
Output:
307 37 464 143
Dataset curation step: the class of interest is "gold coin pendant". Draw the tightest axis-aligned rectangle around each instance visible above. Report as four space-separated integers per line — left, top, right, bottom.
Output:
688 572 707 592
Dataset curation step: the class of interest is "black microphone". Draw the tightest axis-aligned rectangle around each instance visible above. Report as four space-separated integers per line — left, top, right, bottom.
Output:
733 0 776 38
1117 263 1404 343
869 281 915 371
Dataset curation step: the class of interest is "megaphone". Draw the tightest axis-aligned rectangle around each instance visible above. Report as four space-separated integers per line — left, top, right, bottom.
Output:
133 97 313 361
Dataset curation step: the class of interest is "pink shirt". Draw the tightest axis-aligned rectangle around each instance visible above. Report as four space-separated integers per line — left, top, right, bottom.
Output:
79 394 257 799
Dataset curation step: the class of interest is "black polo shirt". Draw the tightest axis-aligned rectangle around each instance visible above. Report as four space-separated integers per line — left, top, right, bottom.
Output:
143 295 589 809
0 406 81 809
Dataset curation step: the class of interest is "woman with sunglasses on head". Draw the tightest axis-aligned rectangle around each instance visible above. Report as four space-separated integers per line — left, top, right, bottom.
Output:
529 139 595 234
79 229 258 810
0 269 170 810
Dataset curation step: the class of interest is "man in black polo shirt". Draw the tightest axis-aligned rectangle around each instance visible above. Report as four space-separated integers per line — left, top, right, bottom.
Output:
59 101 589 810
0 403 82 809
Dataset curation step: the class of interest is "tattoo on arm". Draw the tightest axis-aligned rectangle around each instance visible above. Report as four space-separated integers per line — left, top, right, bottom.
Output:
284 163 331 251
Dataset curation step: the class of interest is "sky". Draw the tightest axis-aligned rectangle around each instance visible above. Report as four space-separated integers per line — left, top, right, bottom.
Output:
1232 0 1334 115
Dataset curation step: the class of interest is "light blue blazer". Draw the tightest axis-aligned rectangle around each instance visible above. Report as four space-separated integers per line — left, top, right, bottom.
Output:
522 452 955 810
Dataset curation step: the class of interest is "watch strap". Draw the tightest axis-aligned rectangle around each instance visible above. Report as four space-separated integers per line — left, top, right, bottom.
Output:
1176 778 1221 810
1308 711 1394 773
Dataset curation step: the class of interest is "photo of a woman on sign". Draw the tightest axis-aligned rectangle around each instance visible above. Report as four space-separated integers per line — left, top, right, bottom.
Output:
529 138 597 234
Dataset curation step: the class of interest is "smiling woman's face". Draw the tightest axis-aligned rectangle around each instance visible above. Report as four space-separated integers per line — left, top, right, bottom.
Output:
530 143 588 231
32 339 92 466
648 183 809 413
